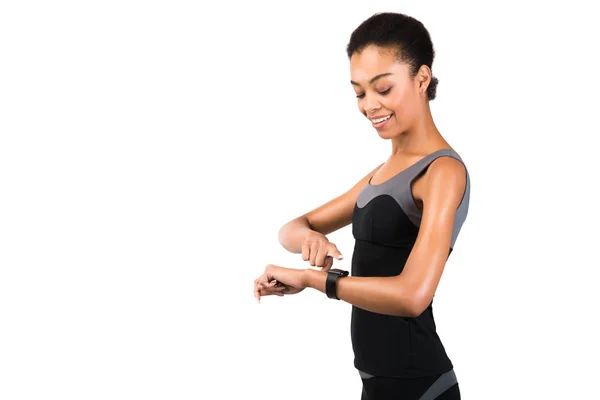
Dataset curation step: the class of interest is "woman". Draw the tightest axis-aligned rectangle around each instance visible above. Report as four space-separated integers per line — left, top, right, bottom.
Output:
253 12 470 400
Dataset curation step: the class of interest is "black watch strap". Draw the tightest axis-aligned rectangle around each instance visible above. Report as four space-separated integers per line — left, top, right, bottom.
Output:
326 269 349 300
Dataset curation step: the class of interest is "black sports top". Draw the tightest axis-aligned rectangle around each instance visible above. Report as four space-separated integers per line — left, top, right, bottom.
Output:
350 149 470 379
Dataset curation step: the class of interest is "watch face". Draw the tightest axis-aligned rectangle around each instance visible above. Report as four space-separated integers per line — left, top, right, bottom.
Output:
330 269 348 276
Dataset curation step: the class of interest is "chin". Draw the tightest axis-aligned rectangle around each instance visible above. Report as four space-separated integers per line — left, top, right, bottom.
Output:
376 129 397 140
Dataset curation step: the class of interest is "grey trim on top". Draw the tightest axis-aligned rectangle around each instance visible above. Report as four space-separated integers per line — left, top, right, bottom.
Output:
355 149 470 248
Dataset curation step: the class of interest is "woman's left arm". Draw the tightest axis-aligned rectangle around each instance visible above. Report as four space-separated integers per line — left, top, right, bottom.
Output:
305 157 467 317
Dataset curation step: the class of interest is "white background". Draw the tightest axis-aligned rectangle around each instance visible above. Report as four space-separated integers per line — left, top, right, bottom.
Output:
1 1 599 399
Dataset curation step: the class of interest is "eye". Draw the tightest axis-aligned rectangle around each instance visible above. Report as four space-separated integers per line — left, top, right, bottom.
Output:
356 87 391 99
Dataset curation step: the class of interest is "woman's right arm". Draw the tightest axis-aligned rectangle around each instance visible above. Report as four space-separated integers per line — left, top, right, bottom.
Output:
278 163 383 254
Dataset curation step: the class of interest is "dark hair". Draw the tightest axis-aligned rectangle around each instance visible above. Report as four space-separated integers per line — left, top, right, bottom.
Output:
346 12 438 101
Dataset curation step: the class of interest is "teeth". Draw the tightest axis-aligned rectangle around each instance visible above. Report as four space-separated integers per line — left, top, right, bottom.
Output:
373 114 392 123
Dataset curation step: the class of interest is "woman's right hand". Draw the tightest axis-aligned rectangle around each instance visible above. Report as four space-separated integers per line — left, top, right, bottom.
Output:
302 231 343 271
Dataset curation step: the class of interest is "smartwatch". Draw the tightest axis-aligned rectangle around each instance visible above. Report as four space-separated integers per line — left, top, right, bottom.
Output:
326 268 349 300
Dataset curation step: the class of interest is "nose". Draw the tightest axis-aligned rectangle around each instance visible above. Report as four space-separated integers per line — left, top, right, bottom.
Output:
362 94 381 116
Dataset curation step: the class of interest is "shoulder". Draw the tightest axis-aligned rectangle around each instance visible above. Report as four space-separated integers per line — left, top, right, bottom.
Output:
422 155 467 209
428 155 467 181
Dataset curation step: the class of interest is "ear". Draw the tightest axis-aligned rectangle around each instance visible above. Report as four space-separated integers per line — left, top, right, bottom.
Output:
416 65 431 95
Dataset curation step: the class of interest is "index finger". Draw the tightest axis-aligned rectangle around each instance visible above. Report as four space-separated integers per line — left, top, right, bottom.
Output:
327 244 344 260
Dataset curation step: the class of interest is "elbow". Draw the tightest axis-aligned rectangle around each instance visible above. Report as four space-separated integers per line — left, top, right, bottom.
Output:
277 224 285 246
392 273 434 317
277 219 296 250
278 219 292 246
278 216 309 248
403 302 423 318
400 290 430 318
278 226 291 250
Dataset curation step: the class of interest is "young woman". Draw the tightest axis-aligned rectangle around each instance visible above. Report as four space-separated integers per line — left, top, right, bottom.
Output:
253 12 470 399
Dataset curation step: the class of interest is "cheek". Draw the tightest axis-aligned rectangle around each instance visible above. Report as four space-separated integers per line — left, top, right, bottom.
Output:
387 88 417 117
387 93 407 115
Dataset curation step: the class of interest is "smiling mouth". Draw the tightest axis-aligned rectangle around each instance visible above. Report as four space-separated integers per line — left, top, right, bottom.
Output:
371 113 393 123
374 115 391 123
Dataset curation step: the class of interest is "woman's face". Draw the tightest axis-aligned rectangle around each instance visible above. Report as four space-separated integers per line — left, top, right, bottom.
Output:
350 45 425 139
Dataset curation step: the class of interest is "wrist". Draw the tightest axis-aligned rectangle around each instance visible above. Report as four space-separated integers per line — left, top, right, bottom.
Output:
302 268 314 288
305 230 326 241
303 268 326 291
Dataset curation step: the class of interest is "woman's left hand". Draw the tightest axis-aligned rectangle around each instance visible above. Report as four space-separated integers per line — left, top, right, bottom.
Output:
254 264 308 302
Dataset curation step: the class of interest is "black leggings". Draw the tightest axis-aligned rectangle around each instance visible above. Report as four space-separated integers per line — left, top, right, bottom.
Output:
360 370 460 400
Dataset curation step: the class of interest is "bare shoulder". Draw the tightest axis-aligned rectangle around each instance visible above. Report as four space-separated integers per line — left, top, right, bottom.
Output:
422 155 467 208
428 155 467 179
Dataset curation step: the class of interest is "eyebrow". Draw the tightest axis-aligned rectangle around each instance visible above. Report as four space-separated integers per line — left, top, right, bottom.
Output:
350 72 393 86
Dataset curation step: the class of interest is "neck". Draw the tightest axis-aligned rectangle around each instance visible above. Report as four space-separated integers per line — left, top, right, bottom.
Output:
390 103 446 156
